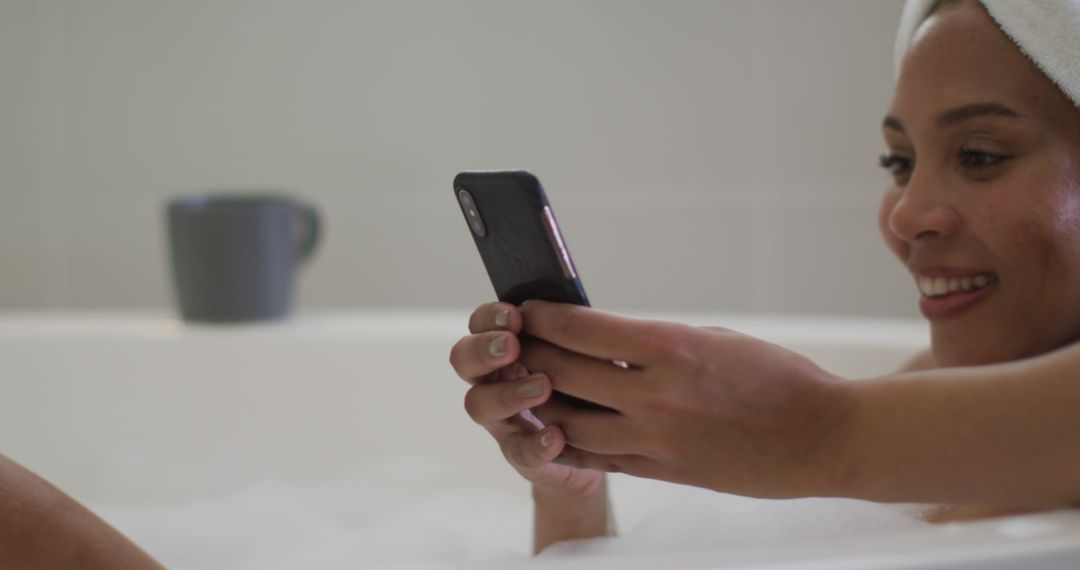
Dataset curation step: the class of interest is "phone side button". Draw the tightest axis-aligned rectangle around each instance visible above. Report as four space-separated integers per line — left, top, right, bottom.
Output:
541 206 577 280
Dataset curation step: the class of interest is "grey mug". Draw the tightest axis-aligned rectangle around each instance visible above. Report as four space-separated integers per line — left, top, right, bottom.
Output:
166 194 320 323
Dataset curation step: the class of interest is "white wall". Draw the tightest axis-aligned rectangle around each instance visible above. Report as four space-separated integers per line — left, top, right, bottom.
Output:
0 0 916 317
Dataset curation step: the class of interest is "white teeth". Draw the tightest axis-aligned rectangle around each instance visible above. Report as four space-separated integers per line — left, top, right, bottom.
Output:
918 273 996 298
919 277 935 296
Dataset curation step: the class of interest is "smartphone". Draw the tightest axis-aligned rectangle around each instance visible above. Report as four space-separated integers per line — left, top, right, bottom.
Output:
453 171 589 308
455 171 610 410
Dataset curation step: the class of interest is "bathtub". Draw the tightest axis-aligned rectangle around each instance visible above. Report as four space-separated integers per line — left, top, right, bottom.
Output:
1 311 1079 569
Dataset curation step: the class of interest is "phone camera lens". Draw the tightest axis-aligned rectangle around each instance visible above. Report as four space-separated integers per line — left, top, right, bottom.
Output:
469 219 486 237
458 189 474 207
458 188 486 237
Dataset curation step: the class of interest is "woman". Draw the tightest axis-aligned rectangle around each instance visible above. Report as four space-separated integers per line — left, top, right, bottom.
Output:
449 0 1080 553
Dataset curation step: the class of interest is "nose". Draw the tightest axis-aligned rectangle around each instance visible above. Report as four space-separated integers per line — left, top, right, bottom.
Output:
887 171 961 243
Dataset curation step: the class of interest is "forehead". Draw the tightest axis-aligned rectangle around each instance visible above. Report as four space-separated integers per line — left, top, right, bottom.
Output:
891 1 1073 128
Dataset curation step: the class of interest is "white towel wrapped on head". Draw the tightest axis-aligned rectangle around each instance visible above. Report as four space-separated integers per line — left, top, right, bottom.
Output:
895 0 1080 109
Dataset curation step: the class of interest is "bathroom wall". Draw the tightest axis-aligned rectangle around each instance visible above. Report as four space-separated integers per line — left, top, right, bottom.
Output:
0 0 915 317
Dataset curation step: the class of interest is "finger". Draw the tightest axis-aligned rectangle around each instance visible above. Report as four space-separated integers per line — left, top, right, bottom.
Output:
463 373 551 427
518 339 640 410
449 331 521 382
469 302 523 334
503 426 565 470
553 447 662 480
532 399 639 455
492 361 530 383
520 300 661 364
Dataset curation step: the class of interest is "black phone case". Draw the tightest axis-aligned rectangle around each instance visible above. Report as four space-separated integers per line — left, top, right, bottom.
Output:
454 171 589 307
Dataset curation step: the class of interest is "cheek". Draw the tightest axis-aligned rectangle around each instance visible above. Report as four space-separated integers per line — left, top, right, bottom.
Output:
1049 185 1080 251
1014 219 1058 274
878 189 907 261
1001 203 1080 354
1033 157 1080 268
995 184 1080 299
1033 192 1080 276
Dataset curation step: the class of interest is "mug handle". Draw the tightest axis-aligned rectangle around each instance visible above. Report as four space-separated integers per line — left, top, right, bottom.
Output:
296 203 321 263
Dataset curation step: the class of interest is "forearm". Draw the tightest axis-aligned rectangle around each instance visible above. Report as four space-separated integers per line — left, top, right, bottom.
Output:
532 475 612 554
839 343 1080 505
0 454 162 569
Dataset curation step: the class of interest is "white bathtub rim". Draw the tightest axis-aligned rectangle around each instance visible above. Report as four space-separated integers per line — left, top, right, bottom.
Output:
0 310 929 348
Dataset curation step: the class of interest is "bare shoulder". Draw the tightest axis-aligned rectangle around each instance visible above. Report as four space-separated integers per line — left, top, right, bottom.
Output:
897 349 938 373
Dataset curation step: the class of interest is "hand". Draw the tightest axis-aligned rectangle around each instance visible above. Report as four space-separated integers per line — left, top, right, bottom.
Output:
515 300 857 499
448 302 604 498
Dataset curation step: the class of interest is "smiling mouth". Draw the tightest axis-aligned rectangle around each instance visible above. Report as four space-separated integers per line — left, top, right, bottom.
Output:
917 273 999 299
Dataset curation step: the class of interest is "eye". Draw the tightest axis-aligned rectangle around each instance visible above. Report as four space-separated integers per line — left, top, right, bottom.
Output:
959 147 1009 170
879 154 914 185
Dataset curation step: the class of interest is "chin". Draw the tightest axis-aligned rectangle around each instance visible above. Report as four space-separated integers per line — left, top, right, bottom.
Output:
929 303 1080 367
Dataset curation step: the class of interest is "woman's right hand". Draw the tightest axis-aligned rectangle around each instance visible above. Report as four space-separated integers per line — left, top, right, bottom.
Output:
449 302 604 499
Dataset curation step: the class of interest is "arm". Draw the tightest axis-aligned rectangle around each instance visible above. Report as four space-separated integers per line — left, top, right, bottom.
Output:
843 344 1080 505
882 348 1046 520
533 476 611 553
514 301 1080 507
0 454 162 569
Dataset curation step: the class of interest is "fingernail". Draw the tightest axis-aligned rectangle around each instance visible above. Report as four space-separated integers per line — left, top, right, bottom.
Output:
489 335 508 357
494 309 510 329
539 429 554 448
517 377 543 399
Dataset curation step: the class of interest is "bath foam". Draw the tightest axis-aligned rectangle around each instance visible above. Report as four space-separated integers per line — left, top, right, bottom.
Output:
95 457 533 570
541 476 926 561
94 458 928 570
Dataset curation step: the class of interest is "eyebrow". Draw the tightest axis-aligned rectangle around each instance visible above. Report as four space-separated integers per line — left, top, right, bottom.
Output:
882 102 1022 135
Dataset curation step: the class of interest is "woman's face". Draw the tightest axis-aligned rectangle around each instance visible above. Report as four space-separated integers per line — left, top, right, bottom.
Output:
880 0 1080 367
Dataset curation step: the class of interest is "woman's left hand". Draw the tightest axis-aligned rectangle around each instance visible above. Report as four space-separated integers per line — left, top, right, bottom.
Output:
517 300 857 499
